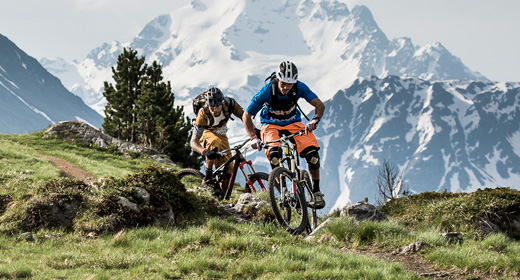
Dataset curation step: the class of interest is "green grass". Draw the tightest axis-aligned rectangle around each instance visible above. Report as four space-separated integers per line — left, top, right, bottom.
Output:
321 214 520 279
1 132 171 180
1 130 520 279
0 221 421 279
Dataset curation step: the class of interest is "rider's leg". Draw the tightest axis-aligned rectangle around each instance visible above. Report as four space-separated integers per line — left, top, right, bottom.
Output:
303 147 321 192
268 146 282 169
205 158 215 180
309 168 320 191
302 146 325 209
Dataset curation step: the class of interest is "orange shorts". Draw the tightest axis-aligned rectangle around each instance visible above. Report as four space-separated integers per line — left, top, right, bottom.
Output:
260 122 320 157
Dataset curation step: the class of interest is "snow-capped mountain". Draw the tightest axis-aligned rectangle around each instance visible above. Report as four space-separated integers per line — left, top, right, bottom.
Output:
316 75 520 210
36 0 514 211
0 34 103 134
41 0 486 116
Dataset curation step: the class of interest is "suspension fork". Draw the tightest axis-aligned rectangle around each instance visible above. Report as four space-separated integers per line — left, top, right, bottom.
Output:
239 159 260 191
281 142 300 196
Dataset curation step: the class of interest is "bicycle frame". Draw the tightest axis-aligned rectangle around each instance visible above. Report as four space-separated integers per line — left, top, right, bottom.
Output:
263 130 306 197
212 138 267 198
266 129 306 181
264 129 318 232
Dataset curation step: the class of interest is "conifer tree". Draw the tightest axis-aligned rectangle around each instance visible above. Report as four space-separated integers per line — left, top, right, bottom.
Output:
103 47 146 142
103 49 200 167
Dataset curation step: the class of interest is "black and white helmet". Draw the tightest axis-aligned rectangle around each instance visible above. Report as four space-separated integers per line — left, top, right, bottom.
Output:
206 87 224 107
276 61 298 84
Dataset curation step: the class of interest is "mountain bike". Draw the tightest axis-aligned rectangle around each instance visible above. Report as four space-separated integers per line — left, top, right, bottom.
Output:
263 129 318 234
176 138 268 200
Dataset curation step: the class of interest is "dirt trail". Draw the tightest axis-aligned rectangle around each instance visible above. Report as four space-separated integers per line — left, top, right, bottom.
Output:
343 247 499 280
36 154 503 279
40 154 97 184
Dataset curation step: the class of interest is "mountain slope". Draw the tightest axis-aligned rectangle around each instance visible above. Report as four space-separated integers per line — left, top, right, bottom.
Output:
0 34 103 134
41 0 486 116
316 76 520 209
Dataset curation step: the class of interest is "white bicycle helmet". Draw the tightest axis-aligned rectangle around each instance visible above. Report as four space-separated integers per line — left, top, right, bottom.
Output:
276 61 298 84
206 87 224 107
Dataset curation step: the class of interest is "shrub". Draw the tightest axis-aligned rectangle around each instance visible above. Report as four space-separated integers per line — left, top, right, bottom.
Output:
380 188 520 239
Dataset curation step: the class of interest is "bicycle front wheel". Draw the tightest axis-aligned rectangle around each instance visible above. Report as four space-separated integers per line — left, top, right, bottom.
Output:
268 167 308 234
176 168 204 188
247 172 269 192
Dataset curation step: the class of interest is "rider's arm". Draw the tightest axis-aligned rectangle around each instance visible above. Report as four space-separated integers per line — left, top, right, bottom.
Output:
232 99 245 120
309 97 325 120
297 81 325 121
190 132 206 155
243 86 269 140
191 109 209 155
242 111 258 140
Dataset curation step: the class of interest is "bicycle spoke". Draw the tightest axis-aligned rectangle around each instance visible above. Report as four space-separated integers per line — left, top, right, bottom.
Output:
268 167 307 234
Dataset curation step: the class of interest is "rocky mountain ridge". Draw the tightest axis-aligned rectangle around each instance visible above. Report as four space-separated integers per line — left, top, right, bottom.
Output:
41 0 486 116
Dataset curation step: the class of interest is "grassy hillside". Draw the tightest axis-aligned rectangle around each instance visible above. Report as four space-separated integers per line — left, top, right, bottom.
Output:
0 130 519 279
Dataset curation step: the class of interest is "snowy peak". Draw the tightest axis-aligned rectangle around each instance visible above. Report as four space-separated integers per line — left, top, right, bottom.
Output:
85 41 125 67
223 0 312 58
0 34 103 133
132 15 172 57
41 0 488 117
316 75 520 209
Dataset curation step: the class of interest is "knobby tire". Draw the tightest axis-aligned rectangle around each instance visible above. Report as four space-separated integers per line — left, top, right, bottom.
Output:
268 167 308 234
224 171 269 200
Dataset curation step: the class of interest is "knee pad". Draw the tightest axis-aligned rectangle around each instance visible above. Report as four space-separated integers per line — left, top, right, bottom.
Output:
303 148 320 170
268 147 282 168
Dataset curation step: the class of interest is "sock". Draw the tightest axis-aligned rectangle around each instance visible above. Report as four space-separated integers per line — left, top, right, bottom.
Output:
312 180 320 193
205 168 213 180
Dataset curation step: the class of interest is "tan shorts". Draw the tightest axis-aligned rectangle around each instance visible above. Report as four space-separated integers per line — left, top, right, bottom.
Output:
200 130 233 174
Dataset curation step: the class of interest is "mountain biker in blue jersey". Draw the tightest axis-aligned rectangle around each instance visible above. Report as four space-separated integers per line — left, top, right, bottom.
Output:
242 61 326 209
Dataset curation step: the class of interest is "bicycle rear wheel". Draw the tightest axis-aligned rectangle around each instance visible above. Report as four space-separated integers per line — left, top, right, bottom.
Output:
268 167 308 234
301 170 318 232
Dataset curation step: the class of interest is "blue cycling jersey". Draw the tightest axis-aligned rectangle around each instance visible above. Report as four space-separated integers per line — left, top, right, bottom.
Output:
246 80 318 126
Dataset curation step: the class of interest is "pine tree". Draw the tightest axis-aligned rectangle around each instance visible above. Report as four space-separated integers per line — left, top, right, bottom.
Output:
102 48 146 142
104 50 200 167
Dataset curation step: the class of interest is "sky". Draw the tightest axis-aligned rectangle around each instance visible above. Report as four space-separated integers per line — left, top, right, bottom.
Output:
0 0 518 82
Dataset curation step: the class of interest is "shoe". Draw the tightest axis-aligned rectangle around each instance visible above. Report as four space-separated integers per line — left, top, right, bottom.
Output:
309 192 325 209
202 176 216 188
211 187 225 200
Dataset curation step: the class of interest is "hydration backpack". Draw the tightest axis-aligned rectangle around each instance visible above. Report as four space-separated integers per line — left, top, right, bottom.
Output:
264 72 309 121
192 91 209 118
192 90 235 126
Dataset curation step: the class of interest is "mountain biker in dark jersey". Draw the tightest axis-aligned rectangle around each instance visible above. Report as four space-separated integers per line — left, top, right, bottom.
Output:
190 87 245 197
242 61 326 209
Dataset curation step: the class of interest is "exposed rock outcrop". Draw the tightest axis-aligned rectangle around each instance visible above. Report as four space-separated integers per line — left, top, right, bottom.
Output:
44 121 177 167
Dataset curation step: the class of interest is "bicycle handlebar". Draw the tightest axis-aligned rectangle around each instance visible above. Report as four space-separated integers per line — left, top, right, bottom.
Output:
214 128 307 156
262 129 307 147
217 137 251 156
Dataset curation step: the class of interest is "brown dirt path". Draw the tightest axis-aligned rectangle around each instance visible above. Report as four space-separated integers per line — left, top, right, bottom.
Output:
342 247 500 280
40 154 97 184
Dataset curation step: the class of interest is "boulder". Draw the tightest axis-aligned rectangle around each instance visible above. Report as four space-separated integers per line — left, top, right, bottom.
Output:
340 201 387 222
234 193 269 213
44 121 177 167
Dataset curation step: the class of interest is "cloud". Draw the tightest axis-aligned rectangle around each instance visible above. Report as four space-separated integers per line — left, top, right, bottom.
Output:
74 0 138 11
